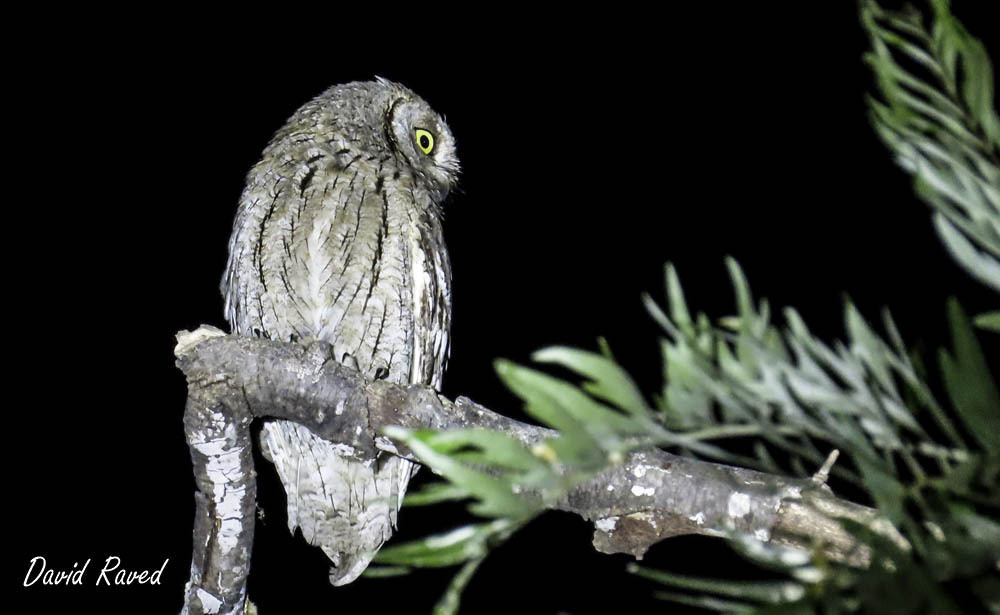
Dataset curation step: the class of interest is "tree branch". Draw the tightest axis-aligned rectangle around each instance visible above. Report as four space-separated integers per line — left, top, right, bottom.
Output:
175 326 904 615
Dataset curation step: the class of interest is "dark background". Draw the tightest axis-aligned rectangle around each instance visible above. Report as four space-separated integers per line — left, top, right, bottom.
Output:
10 4 997 614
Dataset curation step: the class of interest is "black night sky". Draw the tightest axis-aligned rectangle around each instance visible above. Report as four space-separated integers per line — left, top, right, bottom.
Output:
10 5 997 614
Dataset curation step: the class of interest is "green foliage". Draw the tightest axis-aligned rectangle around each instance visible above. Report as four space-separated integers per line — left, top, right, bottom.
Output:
939 298 1000 452
377 354 674 525
622 1 1000 611
373 520 516 569
863 0 1000 295
369 520 520 615
640 258 1000 612
370 351 674 612
628 562 806 606
645 258 964 487
975 310 1000 332
375 1 1000 612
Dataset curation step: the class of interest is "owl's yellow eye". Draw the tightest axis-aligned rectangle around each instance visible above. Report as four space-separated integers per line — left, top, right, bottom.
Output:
414 128 435 154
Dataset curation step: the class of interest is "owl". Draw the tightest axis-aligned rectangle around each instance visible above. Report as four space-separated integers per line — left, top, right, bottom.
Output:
221 78 458 586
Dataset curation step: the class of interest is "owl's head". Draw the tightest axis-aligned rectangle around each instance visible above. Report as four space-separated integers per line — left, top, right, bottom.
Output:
292 78 460 204
376 77 460 199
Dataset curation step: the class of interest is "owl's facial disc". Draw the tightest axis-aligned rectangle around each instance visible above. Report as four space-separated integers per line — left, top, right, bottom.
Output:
387 97 460 197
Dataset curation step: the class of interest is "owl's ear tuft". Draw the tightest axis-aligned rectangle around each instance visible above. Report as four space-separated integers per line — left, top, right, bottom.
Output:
374 75 405 92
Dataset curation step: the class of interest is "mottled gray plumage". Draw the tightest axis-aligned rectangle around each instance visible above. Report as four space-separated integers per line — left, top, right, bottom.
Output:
221 78 458 585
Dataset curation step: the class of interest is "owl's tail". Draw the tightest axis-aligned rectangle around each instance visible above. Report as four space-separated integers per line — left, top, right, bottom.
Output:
259 419 415 586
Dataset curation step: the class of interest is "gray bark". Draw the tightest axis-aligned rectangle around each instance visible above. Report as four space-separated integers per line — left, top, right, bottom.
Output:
175 326 902 615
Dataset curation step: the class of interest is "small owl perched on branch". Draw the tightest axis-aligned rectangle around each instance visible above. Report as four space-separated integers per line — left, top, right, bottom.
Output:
221 78 458 585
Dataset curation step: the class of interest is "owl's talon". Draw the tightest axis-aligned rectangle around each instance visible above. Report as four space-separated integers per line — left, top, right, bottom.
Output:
341 352 361 373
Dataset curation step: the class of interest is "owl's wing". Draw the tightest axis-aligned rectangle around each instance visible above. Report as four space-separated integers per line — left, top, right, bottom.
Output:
407 215 453 390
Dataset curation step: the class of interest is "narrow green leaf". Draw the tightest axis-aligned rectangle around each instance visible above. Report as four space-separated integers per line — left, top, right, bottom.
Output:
404 482 470 507
938 298 1000 452
495 359 650 447
374 524 493 568
425 428 549 472
666 263 695 338
934 215 1000 293
375 519 514 569
661 340 714 428
974 311 1000 332
643 291 679 337
432 556 485 615
385 426 536 519
532 346 648 416
651 590 756 613
627 564 805 604
494 359 599 445
726 257 755 322
856 455 907 525
362 565 411 578
846 303 896 395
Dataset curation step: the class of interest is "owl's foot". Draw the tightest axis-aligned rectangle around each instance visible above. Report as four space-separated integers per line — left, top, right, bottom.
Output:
339 353 390 380
340 352 361 372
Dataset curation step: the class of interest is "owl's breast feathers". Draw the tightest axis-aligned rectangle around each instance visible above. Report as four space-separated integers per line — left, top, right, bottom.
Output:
223 146 451 388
